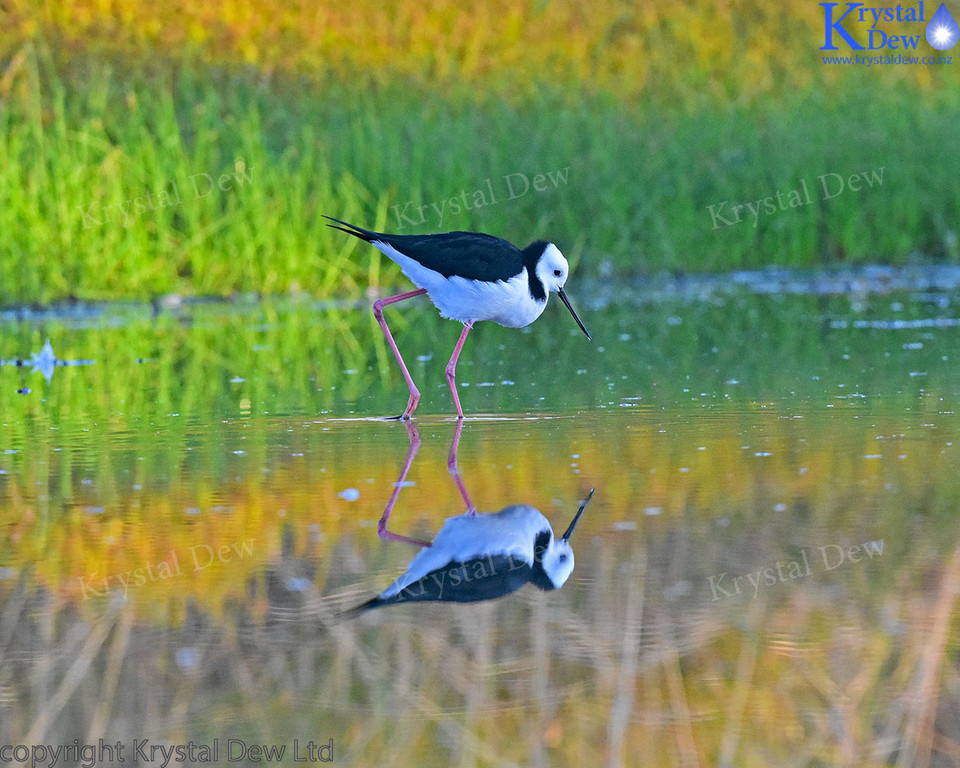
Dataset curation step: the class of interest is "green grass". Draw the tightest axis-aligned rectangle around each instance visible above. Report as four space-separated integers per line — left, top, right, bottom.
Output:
1 44 959 305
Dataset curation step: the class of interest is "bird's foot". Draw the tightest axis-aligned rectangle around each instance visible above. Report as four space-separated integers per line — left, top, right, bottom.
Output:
382 411 417 422
381 396 419 421
400 392 420 420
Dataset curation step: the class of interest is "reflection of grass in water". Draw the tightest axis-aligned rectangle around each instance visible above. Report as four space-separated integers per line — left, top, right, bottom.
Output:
1 304 958 761
0 293 957 615
2 529 959 766
0 385 958 612
1 43 959 304
0 289 956 426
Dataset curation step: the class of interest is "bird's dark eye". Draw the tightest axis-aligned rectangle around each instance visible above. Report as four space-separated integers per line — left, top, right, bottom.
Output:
554 269 562 277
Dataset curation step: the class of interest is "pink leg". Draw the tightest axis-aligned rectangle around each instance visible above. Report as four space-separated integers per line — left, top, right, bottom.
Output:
444 321 473 420
447 419 477 515
373 288 428 420
377 420 432 547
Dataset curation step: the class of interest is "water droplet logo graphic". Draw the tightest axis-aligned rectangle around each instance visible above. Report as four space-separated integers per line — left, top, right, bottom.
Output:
926 3 960 50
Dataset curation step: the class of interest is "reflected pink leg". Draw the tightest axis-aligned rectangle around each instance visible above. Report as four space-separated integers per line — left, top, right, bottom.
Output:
444 321 473 420
373 288 428 420
377 420 432 547
447 419 476 515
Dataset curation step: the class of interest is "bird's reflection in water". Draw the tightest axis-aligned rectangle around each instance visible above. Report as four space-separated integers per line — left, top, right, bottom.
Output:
349 421 594 615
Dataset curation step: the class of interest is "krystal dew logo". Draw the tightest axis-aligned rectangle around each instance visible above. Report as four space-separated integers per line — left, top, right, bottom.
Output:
820 2 959 52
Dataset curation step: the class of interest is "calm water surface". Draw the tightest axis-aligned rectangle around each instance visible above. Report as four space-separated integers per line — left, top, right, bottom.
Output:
1 270 959 766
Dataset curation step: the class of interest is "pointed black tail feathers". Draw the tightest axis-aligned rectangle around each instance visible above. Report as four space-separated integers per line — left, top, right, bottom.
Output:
323 215 379 243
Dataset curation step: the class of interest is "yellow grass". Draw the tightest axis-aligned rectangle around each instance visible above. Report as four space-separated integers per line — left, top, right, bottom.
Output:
4 0 942 100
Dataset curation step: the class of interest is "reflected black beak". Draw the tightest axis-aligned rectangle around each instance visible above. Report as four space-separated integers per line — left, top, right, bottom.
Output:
557 287 591 340
561 488 595 542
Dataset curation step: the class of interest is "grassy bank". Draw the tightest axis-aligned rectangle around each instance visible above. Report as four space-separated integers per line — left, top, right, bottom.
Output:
1 41 958 304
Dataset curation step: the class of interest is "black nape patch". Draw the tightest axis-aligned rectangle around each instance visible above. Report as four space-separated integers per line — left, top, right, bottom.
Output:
522 241 549 302
528 528 558 590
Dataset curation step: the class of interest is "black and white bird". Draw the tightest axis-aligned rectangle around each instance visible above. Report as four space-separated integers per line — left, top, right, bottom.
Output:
325 216 591 420
348 489 594 613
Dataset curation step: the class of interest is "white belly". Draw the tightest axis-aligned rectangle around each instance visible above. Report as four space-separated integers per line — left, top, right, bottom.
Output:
429 272 546 326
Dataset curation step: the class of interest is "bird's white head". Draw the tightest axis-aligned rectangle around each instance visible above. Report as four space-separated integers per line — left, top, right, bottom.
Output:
540 537 576 589
535 243 570 294
538 488 594 590
531 243 591 340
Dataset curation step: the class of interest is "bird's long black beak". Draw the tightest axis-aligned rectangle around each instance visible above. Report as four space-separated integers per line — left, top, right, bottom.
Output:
561 488 595 542
557 287 591 340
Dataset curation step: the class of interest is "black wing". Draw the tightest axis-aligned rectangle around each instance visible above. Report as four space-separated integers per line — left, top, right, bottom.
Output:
348 554 534 613
324 216 524 282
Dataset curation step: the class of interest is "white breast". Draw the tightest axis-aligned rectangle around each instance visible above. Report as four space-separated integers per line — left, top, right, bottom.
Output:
434 272 546 327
